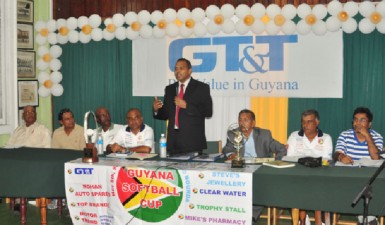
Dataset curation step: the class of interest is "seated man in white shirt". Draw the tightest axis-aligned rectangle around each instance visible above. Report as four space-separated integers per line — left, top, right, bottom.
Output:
287 109 333 225
6 105 51 148
93 107 124 153
106 108 154 154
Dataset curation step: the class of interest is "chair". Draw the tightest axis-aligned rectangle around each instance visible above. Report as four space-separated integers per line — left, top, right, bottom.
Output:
204 140 222 154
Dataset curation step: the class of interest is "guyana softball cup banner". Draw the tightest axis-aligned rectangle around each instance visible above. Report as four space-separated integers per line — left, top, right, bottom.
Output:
65 158 257 225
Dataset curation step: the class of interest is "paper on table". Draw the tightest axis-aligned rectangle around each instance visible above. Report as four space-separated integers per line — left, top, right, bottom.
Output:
334 158 384 167
127 153 158 160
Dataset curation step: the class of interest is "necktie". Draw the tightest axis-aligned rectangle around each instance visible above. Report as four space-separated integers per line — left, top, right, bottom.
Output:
175 84 184 128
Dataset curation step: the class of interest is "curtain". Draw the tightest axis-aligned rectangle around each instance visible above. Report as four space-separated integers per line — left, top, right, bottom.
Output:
53 39 166 139
288 31 385 147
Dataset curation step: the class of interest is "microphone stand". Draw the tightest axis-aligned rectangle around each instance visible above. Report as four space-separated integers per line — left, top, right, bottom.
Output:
351 159 385 225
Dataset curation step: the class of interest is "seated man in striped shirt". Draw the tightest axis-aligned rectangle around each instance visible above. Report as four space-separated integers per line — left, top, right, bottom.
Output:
334 106 383 164
334 107 383 225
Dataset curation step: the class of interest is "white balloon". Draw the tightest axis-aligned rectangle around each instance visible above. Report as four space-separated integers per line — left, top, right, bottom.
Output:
235 21 249 35
358 18 375 34
47 20 57 32
377 1 385 16
138 10 151 25
192 8 205 22
282 4 296 19
376 20 385 33
77 16 89 28
51 84 64 96
112 13 125 27
38 87 51 97
206 5 220 19
265 22 280 35
37 59 49 71
326 17 341 32
57 34 69 44
125 12 138 24
207 21 221 35
164 8 177 23
313 4 327 19
115 26 127 40
151 10 163 24
102 29 115 41
104 18 113 26
282 20 296 34
50 58 62 71
56 19 67 30
91 28 103 41
221 4 235 18
312 21 327 35
79 32 92 44
89 14 102 28
153 26 166 38
266 4 281 18
165 23 179 37
50 45 62 58
66 17 78 30
359 1 375 18
342 19 357 33
177 8 191 22
344 1 359 17
37 46 49 57
296 20 311 35
51 71 63 83
251 3 265 19
38 72 50 83
35 21 46 31
297 4 311 19
327 1 342 16
235 4 250 19
47 33 58 45
36 35 47 45
140 24 153 38
180 25 193 37
126 28 139 40
193 22 207 37
222 19 235 34
68 30 79 43
250 20 265 34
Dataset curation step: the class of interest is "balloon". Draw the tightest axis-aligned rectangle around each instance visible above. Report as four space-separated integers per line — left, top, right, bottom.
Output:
342 19 357 33
50 45 62 58
77 16 89 28
36 35 47 45
153 26 166 38
222 19 235 34
79 32 92 43
89 14 102 28
266 4 281 18
46 20 57 32
166 23 179 37
251 3 265 19
138 10 151 25
177 8 191 22
312 21 327 35
51 71 63 83
126 28 139 40
50 59 62 71
282 4 296 19
297 20 311 35
193 22 207 37
47 33 58 45
164 8 177 22
250 20 265 34
35 21 46 31
51 84 64 96
344 2 359 17
68 30 79 43
297 4 311 19
112 13 125 27
125 12 138 24
282 20 296 34
312 4 327 19
66 17 78 30
38 87 51 97
235 4 250 19
140 24 153 38
327 1 342 16
359 1 375 18
326 17 341 32
151 10 163 24
206 5 220 19
221 4 235 18
37 46 49 57
358 18 375 34
207 21 221 35
192 8 205 22
115 27 126 40
91 28 103 41
38 72 50 83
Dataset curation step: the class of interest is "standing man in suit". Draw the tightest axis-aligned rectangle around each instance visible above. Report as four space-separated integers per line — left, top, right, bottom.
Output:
153 58 213 155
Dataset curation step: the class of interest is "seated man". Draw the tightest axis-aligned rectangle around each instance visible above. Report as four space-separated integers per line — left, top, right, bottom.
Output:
93 106 124 152
334 107 383 225
107 108 154 154
223 109 286 223
52 108 86 150
287 109 333 225
6 105 51 148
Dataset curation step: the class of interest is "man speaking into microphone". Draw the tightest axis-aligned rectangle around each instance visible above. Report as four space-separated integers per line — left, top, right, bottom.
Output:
153 58 213 156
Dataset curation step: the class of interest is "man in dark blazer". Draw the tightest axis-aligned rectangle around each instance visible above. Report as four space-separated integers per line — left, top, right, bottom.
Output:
223 109 286 160
223 109 287 224
153 58 213 156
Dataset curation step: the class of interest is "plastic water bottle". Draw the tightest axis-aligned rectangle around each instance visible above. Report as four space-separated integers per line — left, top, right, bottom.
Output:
159 133 167 158
96 134 104 155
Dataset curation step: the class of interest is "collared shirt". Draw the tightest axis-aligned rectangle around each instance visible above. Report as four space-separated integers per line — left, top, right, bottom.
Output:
111 124 154 153
175 77 191 129
52 124 86 150
335 129 383 160
244 130 257 157
6 122 51 148
287 130 333 159
93 123 124 152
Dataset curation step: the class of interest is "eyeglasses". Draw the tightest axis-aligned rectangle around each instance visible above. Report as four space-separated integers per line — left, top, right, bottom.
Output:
353 118 368 123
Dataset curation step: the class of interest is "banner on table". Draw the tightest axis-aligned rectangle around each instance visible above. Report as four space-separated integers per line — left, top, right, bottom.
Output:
133 31 343 98
65 159 256 225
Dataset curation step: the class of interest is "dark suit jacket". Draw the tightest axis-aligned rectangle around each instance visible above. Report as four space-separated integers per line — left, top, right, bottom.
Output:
154 78 213 154
223 127 286 159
